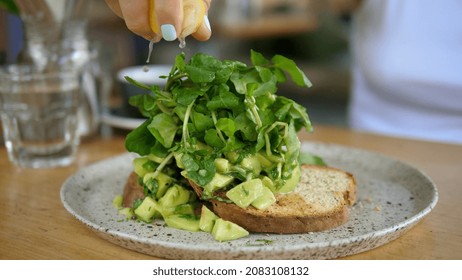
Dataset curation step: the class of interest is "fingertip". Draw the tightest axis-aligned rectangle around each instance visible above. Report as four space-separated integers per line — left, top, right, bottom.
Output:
192 15 212 41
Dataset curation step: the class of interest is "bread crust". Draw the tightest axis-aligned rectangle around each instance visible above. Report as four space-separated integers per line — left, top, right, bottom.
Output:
122 172 145 208
123 165 356 234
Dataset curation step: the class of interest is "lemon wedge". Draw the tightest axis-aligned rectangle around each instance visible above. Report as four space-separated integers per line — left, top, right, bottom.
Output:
149 0 205 40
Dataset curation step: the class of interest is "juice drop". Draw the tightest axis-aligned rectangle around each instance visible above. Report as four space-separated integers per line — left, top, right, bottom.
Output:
179 37 186 49
142 66 149 72
146 40 155 63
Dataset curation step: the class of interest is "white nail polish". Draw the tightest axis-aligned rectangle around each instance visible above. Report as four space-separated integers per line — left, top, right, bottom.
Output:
161 24 177 41
204 15 211 32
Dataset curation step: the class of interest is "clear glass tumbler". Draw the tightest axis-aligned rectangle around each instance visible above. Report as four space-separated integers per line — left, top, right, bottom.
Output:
0 65 81 168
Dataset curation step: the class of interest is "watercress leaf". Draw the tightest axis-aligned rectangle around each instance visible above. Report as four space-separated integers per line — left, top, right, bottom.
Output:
185 65 215 83
204 129 225 148
235 112 257 141
150 141 169 158
147 113 178 148
299 152 326 166
230 72 247 94
188 157 216 186
250 49 269 66
173 104 187 121
255 66 273 83
125 118 156 155
173 86 200 106
174 52 186 72
181 153 200 171
252 80 277 97
190 52 222 70
207 90 240 110
216 118 236 137
222 135 246 152
192 110 214 132
284 120 301 164
124 76 151 90
272 54 312 87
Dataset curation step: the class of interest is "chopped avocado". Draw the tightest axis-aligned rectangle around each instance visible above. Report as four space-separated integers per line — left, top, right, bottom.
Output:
134 197 160 222
203 173 234 193
261 176 276 193
225 151 239 163
112 195 123 209
174 203 196 215
199 205 218 232
276 165 300 194
118 207 135 219
214 158 230 173
164 214 200 232
251 186 276 210
133 157 156 177
240 154 261 176
159 184 193 208
256 152 273 169
143 172 174 199
212 218 249 242
226 179 263 208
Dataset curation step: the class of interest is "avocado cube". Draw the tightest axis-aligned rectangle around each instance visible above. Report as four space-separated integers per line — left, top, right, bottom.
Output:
226 179 263 208
164 214 200 232
134 197 160 223
112 195 123 209
143 172 174 199
240 154 261 176
212 218 249 242
133 157 154 177
159 184 192 208
204 173 234 193
118 207 135 219
199 206 218 232
276 165 300 194
251 186 276 210
214 158 230 173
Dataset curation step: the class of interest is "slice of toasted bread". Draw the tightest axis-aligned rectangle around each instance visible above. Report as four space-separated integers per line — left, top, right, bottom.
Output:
123 165 356 233
207 165 356 233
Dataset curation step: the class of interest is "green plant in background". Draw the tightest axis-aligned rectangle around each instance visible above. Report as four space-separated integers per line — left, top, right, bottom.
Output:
0 0 19 15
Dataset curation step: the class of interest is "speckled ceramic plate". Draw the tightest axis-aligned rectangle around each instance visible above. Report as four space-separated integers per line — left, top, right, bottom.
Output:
60 142 438 259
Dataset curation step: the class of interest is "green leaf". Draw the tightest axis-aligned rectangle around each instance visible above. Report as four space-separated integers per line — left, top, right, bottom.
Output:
272 55 312 87
185 65 215 83
125 119 156 156
192 110 213 132
124 76 151 90
173 86 201 106
207 90 240 110
147 113 178 148
250 50 269 66
299 152 326 166
204 129 224 148
216 118 236 137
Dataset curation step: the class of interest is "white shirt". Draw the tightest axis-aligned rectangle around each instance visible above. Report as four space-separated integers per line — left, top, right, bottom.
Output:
348 0 462 144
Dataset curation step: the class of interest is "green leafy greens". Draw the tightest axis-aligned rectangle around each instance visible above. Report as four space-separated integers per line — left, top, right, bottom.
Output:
125 50 313 191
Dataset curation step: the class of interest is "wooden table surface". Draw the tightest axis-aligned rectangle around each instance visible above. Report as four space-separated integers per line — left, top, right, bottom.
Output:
1 125 461 260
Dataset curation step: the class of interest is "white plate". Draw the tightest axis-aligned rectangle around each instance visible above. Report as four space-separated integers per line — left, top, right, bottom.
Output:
101 112 145 130
60 142 438 259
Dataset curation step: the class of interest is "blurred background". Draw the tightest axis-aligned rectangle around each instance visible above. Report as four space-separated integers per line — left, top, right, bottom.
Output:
0 0 352 136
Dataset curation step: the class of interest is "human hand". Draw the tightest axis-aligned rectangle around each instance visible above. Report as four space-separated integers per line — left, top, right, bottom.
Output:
105 0 211 42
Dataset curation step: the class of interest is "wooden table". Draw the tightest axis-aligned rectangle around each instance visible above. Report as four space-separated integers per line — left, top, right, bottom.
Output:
1 126 461 259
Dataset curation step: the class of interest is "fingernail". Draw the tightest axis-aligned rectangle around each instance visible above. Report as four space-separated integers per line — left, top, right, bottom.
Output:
161 24 177 41
204 15 211 32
